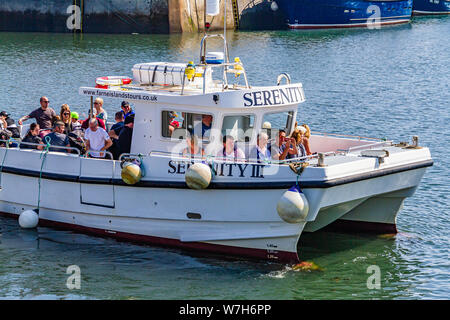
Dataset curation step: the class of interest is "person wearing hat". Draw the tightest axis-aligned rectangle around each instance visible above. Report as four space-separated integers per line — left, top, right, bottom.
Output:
120 101 134 119
0 112 12 143
0 111 20 138
117 114 134 156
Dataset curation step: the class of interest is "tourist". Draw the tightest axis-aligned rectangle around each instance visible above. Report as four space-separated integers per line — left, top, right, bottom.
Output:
168 111 179 136
81 110 106 130
108 111 124 141
84 118 112 158
117 114 134 156
108 111 125 159
300 124 312 155
60 104 73 135
20 123 43 150
194 114 212 139
70 111 83 136
182 135 204 158
45 121 71 152
288 127 307 159
0 112 12 143
18 96 56 138
93 98 108 123
0 111 20 138
249 132 271 162
271 129 290 161
120 101 134 119
217 135 245 161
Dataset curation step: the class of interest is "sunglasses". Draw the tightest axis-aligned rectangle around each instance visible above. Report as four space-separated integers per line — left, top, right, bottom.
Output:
63 112 70 116
94 102 100 105
42 101 49 103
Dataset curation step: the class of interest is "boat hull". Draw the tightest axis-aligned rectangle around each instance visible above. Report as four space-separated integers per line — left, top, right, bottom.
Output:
275 0 413 29
413 0 450 15
0 163 430 263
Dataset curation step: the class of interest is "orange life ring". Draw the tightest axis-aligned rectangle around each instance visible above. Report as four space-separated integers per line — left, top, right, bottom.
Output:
95 76 132 89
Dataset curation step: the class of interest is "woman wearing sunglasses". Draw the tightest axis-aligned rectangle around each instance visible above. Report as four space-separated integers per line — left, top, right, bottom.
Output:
60 104 73 135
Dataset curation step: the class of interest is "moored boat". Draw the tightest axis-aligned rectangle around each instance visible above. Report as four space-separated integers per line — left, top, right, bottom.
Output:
413 0 450 15
274 0 413 29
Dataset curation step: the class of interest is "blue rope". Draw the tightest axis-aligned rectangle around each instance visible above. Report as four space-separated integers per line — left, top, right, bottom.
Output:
138 153 146 177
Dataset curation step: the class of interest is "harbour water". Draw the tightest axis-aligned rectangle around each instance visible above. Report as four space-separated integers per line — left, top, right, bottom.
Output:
0 16 449 299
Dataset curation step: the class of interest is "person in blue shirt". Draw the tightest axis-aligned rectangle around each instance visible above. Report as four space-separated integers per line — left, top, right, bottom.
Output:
121 101 135 119
194 114 213 139
108 111 125 159
249 132 271 163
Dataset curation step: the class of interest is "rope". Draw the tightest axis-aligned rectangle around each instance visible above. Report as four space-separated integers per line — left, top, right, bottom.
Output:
290 162 309 187
37 136 51 213
0 138 11 175
138 153 146 177
205 155 215 178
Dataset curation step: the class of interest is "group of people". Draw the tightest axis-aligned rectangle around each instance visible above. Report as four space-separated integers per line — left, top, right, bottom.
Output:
5 96 135 159
181 123 312 163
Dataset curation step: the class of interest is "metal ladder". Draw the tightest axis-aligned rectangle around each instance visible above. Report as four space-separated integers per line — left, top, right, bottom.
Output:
231 0 240 30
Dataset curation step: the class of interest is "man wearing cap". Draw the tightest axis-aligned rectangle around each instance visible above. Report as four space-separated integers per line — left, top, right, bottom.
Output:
121 101 135 119
117 114 134 156
18 96 57 138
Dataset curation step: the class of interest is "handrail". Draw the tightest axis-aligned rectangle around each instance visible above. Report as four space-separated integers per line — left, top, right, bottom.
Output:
118 153 147 162
0 139 81 155
85 150 113 159
347 140 393 153
311 131 387 142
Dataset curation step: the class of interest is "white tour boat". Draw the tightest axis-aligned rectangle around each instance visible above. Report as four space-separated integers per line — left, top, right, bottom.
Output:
0 3 433 263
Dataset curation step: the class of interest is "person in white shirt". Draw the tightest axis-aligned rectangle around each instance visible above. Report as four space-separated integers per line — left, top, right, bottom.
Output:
84 118 112 158
217 135 245 161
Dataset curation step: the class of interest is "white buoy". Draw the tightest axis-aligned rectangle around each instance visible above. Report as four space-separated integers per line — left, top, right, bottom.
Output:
276 185 309 223
185 163 212 190
19 210 39 229
271 1 279 11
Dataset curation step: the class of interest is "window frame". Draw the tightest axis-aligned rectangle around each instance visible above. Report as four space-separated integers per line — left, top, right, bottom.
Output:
220 112 257 144
160 109 215 143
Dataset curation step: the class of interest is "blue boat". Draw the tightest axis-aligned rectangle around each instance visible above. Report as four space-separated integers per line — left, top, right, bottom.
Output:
413 0 450 15
274 0 413 29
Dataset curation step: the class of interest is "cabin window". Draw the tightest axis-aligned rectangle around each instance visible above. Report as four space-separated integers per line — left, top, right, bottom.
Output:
161 110 213 140
261 111 294 140
221 114 255 142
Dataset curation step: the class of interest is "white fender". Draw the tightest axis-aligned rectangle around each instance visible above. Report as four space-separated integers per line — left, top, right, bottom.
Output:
277 185 309 223
185 163 212 190
19 210 39 229
121 162 142 185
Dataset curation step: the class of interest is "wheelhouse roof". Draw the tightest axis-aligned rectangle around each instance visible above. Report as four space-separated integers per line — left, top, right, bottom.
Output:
79 83 306 110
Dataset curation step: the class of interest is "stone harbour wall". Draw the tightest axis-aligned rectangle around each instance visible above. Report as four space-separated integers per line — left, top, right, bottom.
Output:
0 0 279 33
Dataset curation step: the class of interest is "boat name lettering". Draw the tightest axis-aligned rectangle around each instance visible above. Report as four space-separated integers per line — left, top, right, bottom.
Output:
168 160 265 178
243 86 302 107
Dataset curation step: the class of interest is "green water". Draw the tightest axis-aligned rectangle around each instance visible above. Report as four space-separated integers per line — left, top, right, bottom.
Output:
0 17 449 299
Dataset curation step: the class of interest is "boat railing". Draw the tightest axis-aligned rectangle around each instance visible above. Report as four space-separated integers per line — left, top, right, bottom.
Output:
347 140 393 153
0 139 81 155
85 150 114 160
311 131 387 142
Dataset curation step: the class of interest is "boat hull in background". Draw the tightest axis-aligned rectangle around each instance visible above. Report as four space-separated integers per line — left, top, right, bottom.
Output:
275 0 413 29
413 0 450 15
